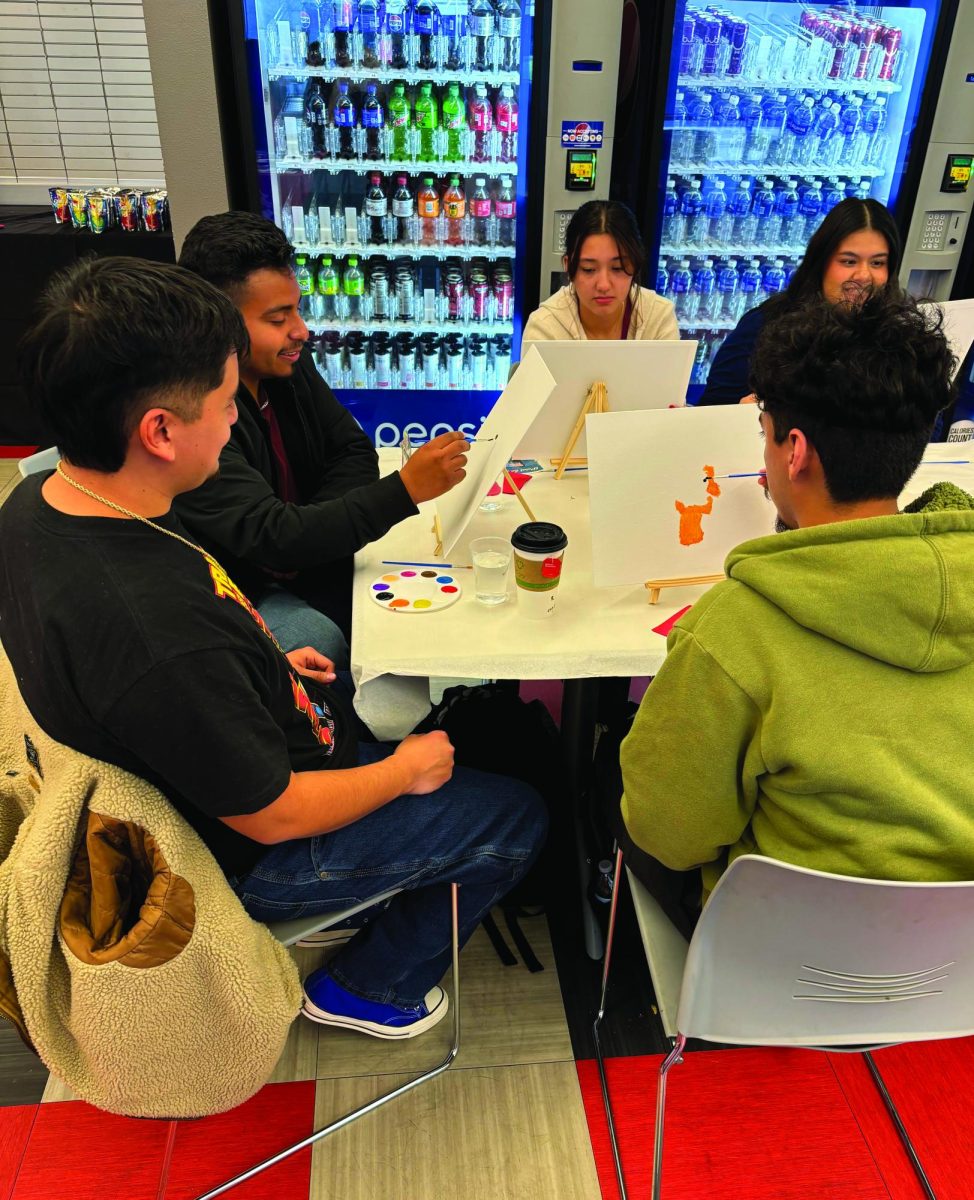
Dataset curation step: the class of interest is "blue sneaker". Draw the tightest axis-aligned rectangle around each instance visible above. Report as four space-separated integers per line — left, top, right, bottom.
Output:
302 969 449 1040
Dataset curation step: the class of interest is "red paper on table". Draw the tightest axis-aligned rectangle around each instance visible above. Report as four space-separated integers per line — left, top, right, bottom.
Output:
487 471 533 497
652 604 692 637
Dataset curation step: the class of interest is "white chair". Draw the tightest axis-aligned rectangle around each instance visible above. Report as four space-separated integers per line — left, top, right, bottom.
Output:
191 882 461 1200
17 446 59 477
594 851 974 1200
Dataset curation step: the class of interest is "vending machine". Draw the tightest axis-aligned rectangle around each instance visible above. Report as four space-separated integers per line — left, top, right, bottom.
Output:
217 0 536 443
646 0 954 396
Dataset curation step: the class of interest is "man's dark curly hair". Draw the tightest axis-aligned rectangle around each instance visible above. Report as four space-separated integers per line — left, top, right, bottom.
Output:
749 290 956 504
178 210 294 297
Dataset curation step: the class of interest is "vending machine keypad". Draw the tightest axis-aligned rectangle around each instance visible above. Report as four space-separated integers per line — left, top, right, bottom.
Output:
918 211 951 252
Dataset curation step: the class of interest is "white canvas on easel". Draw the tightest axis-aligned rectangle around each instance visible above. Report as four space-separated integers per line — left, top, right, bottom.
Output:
515 339 697 462
586 406 774 588
899 442 974 508
433 345 557 557
935 299 974 380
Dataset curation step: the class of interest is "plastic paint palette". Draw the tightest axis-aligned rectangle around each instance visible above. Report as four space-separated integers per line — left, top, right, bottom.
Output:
370 569 462 614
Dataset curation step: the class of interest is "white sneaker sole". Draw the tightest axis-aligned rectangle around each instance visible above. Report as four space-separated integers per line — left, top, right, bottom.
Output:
301 985 449 1040
296 927 359 948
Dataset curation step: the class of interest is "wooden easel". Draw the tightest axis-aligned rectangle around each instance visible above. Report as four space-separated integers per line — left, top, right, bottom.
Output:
643 574 725 604
550 380 608 480
432 471 537 556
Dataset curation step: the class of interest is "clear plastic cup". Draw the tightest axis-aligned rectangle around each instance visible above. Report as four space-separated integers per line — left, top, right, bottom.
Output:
471 536 512 606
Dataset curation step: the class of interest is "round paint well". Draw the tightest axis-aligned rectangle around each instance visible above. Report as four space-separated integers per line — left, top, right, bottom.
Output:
436 575 453 584
376 591 394 601
382 574 398 583
421 570 438 578
401 570 417 577
413 599 432 609
440 585 458 594
389 599 410 608
372 583 388 591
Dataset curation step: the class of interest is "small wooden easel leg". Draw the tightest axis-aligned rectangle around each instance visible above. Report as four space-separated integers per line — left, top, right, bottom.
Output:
502 468 537 522
553 381 609 479
432 514 443 557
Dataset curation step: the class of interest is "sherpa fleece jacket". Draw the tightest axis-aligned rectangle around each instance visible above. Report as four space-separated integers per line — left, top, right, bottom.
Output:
522 285 679 344
621 483 974 895
0 646 301 1118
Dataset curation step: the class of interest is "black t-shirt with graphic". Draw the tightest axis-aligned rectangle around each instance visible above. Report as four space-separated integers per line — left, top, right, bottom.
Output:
0 474 357 877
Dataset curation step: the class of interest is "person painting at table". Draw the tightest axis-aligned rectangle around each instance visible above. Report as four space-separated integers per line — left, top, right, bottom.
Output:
617 288 974 937
1 257 547 1040
697 197 902 407
175 211 469 667
522 200 679 344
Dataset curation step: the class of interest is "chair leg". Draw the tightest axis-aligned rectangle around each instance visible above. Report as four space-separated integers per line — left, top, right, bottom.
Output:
592 846 628 1200
863 1051 937 1200
156 1119 178 1200
652 1033 686 1200
192 881 462 1200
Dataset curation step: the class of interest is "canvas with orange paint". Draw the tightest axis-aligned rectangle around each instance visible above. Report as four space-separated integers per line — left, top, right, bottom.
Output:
587 408 773 589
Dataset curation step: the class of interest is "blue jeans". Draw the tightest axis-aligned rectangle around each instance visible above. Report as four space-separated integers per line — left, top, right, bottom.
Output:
257 584 350 668
231 743 548 1006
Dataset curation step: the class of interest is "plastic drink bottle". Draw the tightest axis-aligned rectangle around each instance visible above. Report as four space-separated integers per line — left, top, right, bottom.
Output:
688 90 715 160
295 255 315 319
845 176 869 200
822 176 844 213
705 179 730 244
343 256 364 318
713 93 743 163
470 83 493 162
777 177 801 247
693 258 719 321
441 9 463 70
739 258 763 312
273 110 288 157
388 83 411 160
384 0 409 68
365 173 388 243
679 176 705 246
656 258 669 297
740 92 766 165
305 0 326 65
413 0 439 69
728 177 751 243
784 95 815 165
837 96 863 167
317 255 339 320
362 83 384 160
332 0 353 67
392 175 413 242
415 82 438 161
358 0 381 67
418 175 440 243
810 98 839 167
289 0 310 64
470 176 492 245
661 177 681 245
442 83 466 161
469 0 495 71
496 84 518 163
669 259 693 321
752 177 778 246
716 258 740 320
443 175 465 246
671 90 693 163
799 178 823 240
760 92 787 165
762 257 787 298
333 81 356 159
862 94 887 167
496 174 516 246
305 202 320 246
497 0 521 72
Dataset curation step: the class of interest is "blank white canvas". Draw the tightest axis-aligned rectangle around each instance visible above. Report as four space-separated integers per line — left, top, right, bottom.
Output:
587 406 775 588
515 339 696 462
434 345 557 557
900 442 974 508
936 299 974 380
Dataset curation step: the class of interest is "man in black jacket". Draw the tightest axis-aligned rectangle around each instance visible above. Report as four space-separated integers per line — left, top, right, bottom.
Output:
175 212 468 665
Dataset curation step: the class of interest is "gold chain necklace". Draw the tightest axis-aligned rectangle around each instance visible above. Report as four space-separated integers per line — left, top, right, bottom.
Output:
55 460 210 561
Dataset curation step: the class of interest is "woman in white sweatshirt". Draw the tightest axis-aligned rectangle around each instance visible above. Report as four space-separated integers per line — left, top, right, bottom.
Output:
522 200 678 344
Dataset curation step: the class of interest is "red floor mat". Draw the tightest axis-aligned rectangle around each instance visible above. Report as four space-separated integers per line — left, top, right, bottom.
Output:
9 1082 315 1200
0 1106 37 1200
578 1048 893 1200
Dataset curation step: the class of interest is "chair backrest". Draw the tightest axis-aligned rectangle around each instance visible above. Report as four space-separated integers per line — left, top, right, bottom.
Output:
18 446 59 478
678 855 974 1048
626 867 689 1039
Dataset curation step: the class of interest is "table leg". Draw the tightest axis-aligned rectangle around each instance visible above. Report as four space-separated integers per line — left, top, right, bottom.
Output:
561 678 604 961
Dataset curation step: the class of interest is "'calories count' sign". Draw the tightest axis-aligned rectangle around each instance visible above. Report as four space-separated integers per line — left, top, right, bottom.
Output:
561 120 604 148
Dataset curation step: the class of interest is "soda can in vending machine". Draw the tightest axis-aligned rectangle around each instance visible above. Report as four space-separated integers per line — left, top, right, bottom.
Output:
726 16 748 76
853 21 878 79
469 334 488 388
87 190 111 234
878 24 902 82
445 268 465 321
679 11 695 74
445 334 464 389
142 190 169 232
68 190 89 230
421 333 441 388
697 14 722 76
470 270 489 322
396 332 418 388
395 262 415 322
115 189 141 231
492 270 513 321
372 333 393 389
49 186 70 224
828 19 852 80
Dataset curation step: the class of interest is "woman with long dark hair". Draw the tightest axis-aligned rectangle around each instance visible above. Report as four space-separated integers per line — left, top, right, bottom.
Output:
523 200 678 343
698 197 903 405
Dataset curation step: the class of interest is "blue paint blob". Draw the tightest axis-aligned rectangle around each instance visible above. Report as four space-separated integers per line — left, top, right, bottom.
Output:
372 583 388 591
436 575 453 584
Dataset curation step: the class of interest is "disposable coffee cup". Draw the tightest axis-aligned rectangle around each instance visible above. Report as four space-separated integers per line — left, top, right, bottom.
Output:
511 522 568 619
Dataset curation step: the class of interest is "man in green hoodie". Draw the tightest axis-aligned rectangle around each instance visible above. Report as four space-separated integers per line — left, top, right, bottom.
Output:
620 291 974 919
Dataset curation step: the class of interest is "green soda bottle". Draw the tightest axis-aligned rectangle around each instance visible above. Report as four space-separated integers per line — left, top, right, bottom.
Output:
317 255 339 321
343 255 364 319
294 255 314 320
442 83 466 162
414 81 439 162
388 82 412 161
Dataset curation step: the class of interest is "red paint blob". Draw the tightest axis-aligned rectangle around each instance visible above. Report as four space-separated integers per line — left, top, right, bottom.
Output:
440 585 459 594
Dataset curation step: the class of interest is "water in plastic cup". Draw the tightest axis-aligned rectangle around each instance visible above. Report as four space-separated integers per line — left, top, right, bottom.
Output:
471 537 512 605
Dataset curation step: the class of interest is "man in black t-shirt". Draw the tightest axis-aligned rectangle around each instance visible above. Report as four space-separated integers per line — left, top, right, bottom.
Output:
0 258 546 1040
174 211 470 666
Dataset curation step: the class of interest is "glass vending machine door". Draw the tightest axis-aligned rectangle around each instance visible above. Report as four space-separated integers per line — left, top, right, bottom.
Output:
656 0 941 396
243 0 533 443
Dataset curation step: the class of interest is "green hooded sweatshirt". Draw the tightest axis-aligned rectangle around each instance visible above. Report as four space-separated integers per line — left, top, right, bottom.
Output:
620 484 974 895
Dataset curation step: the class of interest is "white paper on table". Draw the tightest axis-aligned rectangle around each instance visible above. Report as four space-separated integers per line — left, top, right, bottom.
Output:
935 299 974 380
515 339 697 462
586 406 775 588
433 345 557 557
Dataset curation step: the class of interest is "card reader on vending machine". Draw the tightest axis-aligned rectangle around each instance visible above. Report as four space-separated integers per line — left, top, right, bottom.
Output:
565 148 597 191
941 154 973 193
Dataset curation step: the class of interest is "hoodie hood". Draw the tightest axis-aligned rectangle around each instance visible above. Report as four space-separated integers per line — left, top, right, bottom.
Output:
725 484 974 674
